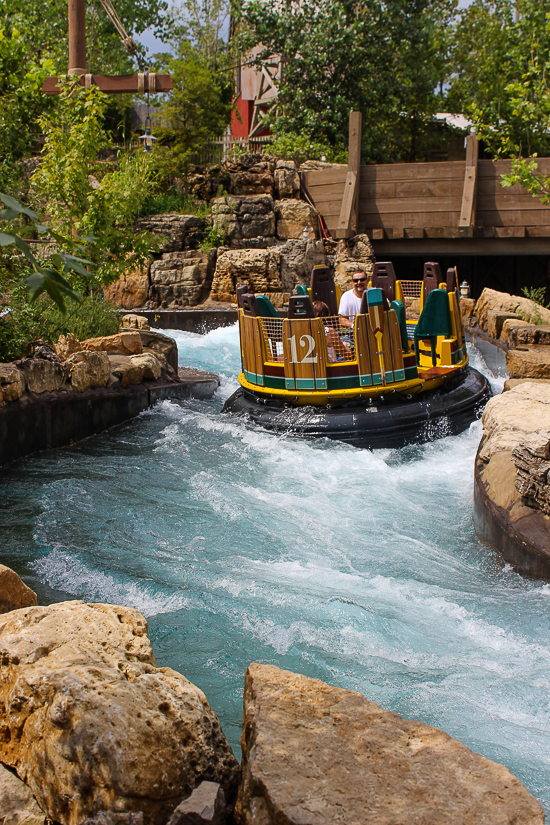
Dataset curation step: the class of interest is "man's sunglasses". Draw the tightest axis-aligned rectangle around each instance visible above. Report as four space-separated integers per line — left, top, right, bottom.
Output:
353 277 367 283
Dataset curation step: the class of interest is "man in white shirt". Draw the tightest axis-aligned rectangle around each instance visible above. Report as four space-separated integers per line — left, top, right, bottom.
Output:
338 271 368 327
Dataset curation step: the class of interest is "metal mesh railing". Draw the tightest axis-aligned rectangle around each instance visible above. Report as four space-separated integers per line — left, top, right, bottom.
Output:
259 317 284 361
259 316 355 363
400 280 423 298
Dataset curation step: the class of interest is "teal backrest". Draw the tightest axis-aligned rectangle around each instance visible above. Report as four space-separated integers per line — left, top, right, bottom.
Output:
413 288 452 366
256 295 279 318
390 300 408 351
296 284 309 296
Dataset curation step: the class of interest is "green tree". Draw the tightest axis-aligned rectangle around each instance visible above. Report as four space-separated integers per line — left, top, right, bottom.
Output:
237 0 457 162
32 80 160 287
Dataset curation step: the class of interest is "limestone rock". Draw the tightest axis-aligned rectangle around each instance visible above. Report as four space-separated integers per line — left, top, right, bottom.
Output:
0 762 47 825
108 355 145 387
475 287 550 330
134 330 179 373
274 161 300 199
211 248 281 302
229 168 274 197
167 782 225 825
0 601 239 825
459 297 475 320
136 214 207 252
486 310 519 340
55 333 83 361
0 564 37 614
502 320 550 348
235 663 544 825
106 271 149 310
66 351 111 393
121 314 150 331
16 358 67 394
149 250 214 308
212 195 275 246
129 353 162 381
478 381 550 462
275 199 317 240
278 239 326 292
512 429 550 513
0 363 24 403
82 332 143 357
506 346 550 379
79 813 143 825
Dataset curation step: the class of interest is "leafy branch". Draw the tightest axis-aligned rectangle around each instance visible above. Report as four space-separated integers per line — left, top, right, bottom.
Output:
0 192 93 313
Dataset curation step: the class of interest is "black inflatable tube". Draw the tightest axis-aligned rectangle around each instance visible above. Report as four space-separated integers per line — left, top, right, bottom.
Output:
222 366 492 449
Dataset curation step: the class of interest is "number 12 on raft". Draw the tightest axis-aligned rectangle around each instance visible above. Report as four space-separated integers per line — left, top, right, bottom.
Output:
288 335 317 364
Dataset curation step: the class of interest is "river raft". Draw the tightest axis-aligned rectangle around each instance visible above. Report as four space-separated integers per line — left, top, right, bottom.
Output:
223 262 492 449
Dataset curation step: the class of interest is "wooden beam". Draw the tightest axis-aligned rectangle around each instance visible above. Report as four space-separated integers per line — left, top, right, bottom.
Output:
458 135 479 229
372 237 550 255
68 0 86 74
43 74 173 94
335 111 362 239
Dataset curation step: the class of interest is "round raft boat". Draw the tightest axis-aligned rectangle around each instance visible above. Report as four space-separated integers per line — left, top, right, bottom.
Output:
223 262 492 449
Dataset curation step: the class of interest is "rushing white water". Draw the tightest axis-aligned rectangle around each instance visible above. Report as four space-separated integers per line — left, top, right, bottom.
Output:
1 324 549 812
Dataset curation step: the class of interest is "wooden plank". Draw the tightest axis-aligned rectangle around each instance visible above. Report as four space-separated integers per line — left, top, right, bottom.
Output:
477 209 550 226
361 162 466 182
477 194 549 211
251 316 266 382
302 168 348 188
348 111 362 237
43 74 173 94
361 196 462 213
449 291 463 350
282 319 325 391
459 135 479 228
526 226 550 237
354 315 374 386
336 170 357 238
359 211 462 229
494 226 526 238
387 309 405 379
360 179 465 200
371 237 550 254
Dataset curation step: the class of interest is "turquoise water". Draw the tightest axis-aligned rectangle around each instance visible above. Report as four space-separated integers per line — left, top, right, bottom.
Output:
1 325 550 813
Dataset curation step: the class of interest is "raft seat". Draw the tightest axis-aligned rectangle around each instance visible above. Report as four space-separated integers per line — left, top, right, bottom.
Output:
414 288 453 366
236 284 250 309
288 294 316 318
421 262 442 311
372 262 397 304
310 265 338 315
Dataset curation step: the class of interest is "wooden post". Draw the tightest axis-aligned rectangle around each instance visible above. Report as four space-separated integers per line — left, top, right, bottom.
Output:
336 111 362 239
458 134 479 237
68 0 87 75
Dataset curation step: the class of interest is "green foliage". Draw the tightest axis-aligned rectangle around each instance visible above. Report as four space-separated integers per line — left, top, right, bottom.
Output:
521 285 548 306
139 188 211 217
269 133 347 166
0 192 93 313
237 0 457 163
0 286 120 362
32 81 161 287
199 224 225 252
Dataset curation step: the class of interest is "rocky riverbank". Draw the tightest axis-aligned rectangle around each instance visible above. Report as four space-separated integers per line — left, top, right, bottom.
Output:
0 569 544 825
464 288 550 576
0 319 219 467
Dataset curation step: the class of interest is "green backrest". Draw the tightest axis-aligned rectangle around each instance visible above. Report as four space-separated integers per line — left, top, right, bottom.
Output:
256 295 279 318
414 289 452 340
390 300 408 351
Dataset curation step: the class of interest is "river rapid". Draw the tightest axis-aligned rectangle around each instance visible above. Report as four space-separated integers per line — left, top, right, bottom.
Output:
1 324 550 812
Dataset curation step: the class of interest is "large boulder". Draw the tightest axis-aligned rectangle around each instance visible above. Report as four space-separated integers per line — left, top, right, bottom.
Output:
133 330 179 374
0 363 24 403
278 239 326 292
236 664 543 825
211 248 282 302
274 199 318 240
478 381 550 462
108 355 145 387
121 314 150 331
55 333 84 361
212 195 276 246
506 346 550 379
333 234 375 293
0 564 37 614
106 270 149 310
129 352 162 381
475 288 550 331
228 160 274 197
66 351 111 393
513 429 550 514
502 320 550 348
136 214 207 252
16 358 67 394
81 332 143 357
274 161 300 199
0 602 239 825
0 762 47 825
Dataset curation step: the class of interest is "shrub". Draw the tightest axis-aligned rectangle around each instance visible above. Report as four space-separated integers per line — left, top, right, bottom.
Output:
269 133 347 167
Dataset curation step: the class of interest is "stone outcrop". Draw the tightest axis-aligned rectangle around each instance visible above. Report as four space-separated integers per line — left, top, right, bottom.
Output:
212 195 276 247
332 234 375 292
55 333 84 360
475 287 550 331
0 363 24 403
80 813 143 825
474 382 550 577
0 762 47 825
121 314 150 330
16 357 67 394
236 663 543 825
81 332 143 357
187 164 231 203
134 330 179 374
503 320 550 348
226 155 275 197
278 239 327 292
167 782 225 825
274 199 318 240
506 345 550 379
136 214 208 252
0 601 239 825
65 351 111 393
0 564 37 614
513 430 550 514
274 160 300 199
129 352 162 381
108 354 145 387
211 248 282 302
149 250 216 308
106 269 150 310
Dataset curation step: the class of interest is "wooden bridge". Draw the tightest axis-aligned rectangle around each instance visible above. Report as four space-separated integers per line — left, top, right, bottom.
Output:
302 113 550 257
